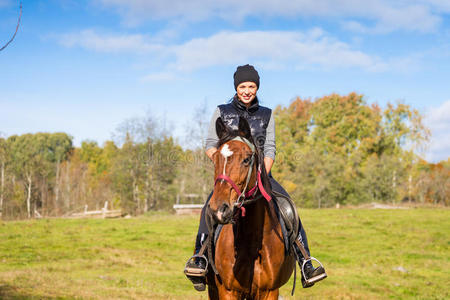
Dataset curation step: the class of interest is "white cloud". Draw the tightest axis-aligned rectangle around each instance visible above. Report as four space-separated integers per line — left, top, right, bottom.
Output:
370 3 440 33
172 29 387 71
95 0 444 33
58 29 164 54
422 0 450 12
59 28 387 74
424 100 450 162
341 21 370 33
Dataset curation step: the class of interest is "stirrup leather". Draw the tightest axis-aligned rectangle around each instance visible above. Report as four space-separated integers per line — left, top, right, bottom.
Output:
184 254 208 277
301 257 327 285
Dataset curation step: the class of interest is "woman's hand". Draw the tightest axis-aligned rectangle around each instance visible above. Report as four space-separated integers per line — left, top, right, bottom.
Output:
206 147 217 161
264 157 274 174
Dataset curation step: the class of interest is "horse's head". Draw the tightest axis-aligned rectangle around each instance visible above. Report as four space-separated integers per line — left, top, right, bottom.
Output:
208 117 258 224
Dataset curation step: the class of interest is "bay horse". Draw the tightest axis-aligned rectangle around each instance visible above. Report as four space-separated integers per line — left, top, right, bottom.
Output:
205 117 295 300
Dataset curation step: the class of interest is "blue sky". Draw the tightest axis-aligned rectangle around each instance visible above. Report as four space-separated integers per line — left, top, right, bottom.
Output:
1 0 449 162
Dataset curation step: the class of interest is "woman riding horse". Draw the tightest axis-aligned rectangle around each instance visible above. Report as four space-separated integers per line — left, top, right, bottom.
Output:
185 64 326 292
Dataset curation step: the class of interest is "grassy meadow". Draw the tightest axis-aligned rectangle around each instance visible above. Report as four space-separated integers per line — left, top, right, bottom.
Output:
0 208 448 299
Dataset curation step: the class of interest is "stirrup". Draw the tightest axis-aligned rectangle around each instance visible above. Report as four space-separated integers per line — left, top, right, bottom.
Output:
301 257 327 285
184 254 208 277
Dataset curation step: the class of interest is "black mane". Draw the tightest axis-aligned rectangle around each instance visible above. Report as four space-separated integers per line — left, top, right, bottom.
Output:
216 129 254 150
216 116 255 150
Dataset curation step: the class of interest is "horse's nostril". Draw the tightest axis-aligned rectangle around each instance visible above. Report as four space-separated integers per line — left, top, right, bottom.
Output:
216 203 231 224
219 203 229 213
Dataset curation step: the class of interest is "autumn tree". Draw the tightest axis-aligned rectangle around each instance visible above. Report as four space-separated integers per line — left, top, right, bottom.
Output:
273 93 429 207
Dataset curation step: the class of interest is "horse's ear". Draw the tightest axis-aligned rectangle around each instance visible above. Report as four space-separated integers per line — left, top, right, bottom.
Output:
216 117 228 140
238 117 252 140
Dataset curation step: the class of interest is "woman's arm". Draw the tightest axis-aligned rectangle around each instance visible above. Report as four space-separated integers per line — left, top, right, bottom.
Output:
263 111 276 173
205 108 221 161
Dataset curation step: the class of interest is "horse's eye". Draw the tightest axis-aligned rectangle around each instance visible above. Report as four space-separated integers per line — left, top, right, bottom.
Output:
243 156 252 165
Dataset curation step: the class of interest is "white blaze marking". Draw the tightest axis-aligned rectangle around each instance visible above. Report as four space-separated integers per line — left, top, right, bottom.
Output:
221 144 233 158
220 144 233 175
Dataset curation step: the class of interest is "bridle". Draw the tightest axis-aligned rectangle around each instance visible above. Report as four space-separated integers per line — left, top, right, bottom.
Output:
214 137 272 217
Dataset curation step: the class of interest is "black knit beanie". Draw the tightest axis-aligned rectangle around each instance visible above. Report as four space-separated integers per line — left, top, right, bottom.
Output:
233 64 260 90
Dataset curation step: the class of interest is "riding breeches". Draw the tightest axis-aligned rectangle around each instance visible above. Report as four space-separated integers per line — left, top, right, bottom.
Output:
195 175 311 256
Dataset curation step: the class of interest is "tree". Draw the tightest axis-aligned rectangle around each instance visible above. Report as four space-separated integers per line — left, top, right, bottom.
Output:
48 133 73 214
273 93 430 207
112 113 158 214
415 159 450 205
181 99 214 203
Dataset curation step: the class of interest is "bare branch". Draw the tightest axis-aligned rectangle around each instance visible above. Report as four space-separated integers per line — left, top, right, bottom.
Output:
0 1 22 52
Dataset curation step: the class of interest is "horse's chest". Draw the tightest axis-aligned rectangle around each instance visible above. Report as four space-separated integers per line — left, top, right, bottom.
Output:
215 223 287 290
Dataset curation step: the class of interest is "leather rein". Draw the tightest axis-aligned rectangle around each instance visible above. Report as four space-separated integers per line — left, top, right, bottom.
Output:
214 137 272 217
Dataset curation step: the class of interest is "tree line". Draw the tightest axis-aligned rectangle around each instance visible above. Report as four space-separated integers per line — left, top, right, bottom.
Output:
273 93 448 207
0 93 448 219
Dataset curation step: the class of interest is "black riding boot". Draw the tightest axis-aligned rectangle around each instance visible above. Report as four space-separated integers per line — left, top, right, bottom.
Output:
184 200 210 292
185 232 208 291
294 225 327 288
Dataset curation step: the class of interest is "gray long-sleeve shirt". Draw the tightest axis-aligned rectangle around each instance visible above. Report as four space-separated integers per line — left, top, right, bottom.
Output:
205 107 276 160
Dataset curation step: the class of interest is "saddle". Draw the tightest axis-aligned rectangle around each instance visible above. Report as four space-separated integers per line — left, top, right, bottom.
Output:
272 190 300 254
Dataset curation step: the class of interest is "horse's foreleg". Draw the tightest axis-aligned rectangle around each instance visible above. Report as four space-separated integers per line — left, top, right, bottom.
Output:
217 286 242 300
207 285 219 300
256 289 279 300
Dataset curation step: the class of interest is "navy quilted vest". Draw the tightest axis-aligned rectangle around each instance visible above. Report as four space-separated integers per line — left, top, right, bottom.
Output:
218 96 272 153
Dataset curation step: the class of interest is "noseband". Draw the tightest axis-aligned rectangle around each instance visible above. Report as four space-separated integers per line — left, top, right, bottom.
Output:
214 137 271 216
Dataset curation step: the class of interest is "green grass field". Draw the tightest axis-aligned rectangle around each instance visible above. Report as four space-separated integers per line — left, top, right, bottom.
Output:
0 208 448 299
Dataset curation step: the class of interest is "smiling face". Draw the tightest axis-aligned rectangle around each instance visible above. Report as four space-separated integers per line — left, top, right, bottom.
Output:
236 81 258 107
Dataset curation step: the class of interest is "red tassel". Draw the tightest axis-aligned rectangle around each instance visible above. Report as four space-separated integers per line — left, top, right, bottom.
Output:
257 170 272 202
241 206 246 217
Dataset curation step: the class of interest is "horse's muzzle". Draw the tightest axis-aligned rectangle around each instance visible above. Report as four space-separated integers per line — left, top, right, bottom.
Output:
211 203 233 224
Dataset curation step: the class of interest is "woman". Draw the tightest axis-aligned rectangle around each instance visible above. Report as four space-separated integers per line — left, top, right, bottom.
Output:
185 64 326 291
